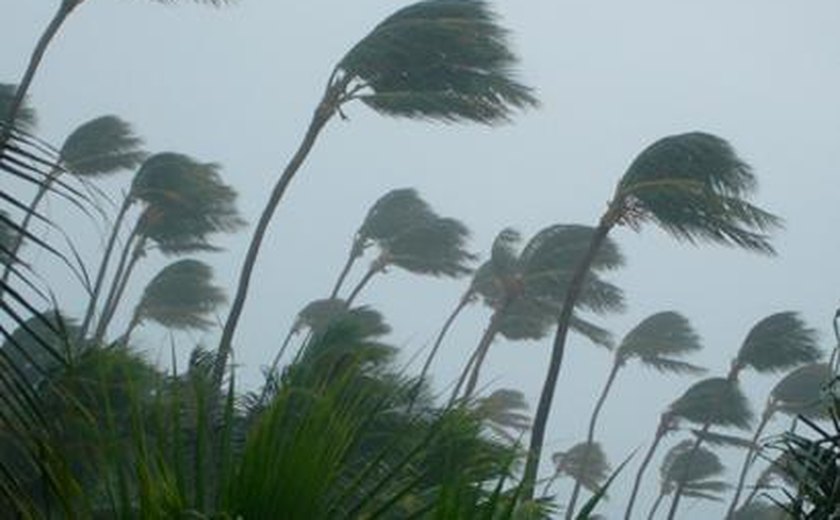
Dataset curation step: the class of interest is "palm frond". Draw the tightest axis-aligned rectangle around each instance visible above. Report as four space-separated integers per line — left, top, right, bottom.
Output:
735 311 822 375
60 115 146 177
689 429 756 450
617 311 705 374
617 132 782 253
386 216 475 277
356 188 436 248
669 377 753 430
339 0 537 124
551 441 610 492
660 440 726 488
295 298 391 339
769 363 832 418
474 388 530 440
0 84 36 131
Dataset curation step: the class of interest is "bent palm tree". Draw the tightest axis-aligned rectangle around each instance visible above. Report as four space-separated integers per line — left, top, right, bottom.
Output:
215 0 537 387
525 132 782 499
647 440 728 519
544 441 610 502
564 311 703 518
457 224 623 401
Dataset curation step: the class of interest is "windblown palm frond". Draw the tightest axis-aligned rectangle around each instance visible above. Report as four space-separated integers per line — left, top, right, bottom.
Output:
385 216 476 277
0 84 36 130
132 259 226 331
338 0 537 124
474 388 530 441
659 440 728 500
734 311 821 375
668 377 753 430
356 188 437 247
617 311 704 374
1 310 78 387
615 132 782 253
769 362 832 418
550 441 610 493
295 298 390 338
60 115 145 176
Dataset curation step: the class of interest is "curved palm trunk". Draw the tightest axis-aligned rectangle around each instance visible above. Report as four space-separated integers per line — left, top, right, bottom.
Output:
0 0 77 148
523 220 614 498
93 219 141 338
256 326 298 407
330 243 361 299
565 356 622 519
345 264 379 307
94 235 145 344
213 82 345 389
664 423 711 520
120 311 141 347
647 489 666 520
461 311 503 400
407 292 472 411
77 195 132 341
725 408 773 518
625 414 671 520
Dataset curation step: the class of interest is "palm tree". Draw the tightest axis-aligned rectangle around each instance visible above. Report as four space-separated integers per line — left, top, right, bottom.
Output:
455 224 624 401
543 441 610 503
647 440 728 519
1 115 145 292
524 132 782 499
725 362 831 518
473 388 530 442
215 0 537 388
564 312 703 518
0 83 36 129
122 258 227 344
624 377 753 519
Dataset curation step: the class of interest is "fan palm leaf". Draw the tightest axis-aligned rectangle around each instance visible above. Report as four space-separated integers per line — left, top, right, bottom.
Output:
550 441 610 493
216 0 535 387
525 132 780 498
732 312 821 377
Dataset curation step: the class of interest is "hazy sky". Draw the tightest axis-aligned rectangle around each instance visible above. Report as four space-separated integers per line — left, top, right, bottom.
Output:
4 1 839 517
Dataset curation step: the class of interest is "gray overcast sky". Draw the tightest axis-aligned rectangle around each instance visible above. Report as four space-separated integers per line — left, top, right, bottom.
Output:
4 1 840 517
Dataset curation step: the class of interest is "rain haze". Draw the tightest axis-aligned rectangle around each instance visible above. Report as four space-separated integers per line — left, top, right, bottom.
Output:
3 0 839 518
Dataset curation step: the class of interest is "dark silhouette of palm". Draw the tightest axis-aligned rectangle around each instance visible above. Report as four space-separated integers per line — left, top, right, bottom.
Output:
0 83 36 129
216 0 537 387
544 441 610 499
647 440 728 519
525 132 782 499
473 388 530 442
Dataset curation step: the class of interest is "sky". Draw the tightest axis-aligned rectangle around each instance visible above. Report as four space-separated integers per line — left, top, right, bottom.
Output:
3 0 840 518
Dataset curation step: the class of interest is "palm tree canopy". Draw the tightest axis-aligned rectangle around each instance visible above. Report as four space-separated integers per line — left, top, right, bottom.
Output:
60 115 146 176
769 363 832 418
668 377 753 430
338 0 537 124
659 440 728 500
384 216 475 277
0 83 36 130
474 388 530 440
294 298 390 338
353 188 437 254
551 441 610 492
131 152 245 253
616 132 781 253
616 311 704 374
134 259 226 330
734 311 821 374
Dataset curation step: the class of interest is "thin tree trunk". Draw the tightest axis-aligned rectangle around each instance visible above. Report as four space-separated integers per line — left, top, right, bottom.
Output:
93 218 141 341
94 235 144 344
725 408 773 519
330 243 361 299
77 195 133 341
523 221 614 499
665 423 710 520
647 490 666 520
565 356 622 519
120 311 141 347
213 81 344 389
345 264 379 307
257 326 298 407
625 414 671 520
0 0 77 148
462 311 502 400
407 291 472 411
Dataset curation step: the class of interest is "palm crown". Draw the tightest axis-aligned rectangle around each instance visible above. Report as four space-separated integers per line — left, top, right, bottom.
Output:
616 311 704 373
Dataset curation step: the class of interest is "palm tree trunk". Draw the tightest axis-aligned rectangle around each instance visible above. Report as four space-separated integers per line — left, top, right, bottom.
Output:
120 311 141 347
725 408 773 519
647 490 666 520
345 263 379 307
462 311 502 400
213 81 345 389
330 243 361 299
565 356 622 519
77 195 132 341
664 423 710 520
93 233 144 344
523 220 614 499
407 291 472 411
625 414 671 520
257 326 298 407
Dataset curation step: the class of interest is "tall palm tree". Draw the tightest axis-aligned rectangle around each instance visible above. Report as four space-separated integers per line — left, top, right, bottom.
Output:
122 258 227 344
524 132 782 499
457 224 623 401
647 440 728 519
624 376 753 519
1 115 145 291
725 362 831 518
564 311 703 519
215 0 537 388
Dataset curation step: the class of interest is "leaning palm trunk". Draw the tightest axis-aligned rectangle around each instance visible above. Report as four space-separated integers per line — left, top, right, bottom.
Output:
329 246 360 299
523 218 615 497
344 259 383 307
647 490 666 520
214 80 347 388
462 310 504 400
565 356 621 518
725 409 773 518
625 414 671 519
664 423 711 520
93 232 145 343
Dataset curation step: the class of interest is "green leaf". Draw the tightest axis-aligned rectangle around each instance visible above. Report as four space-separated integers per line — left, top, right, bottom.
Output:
617 311 704 374
668 377 753 430
60 115 146 177
735 312 822 374
551 442 610 493
770 363 832 418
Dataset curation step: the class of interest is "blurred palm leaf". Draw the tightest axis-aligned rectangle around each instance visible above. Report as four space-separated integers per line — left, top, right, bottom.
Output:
731 501 791 520
770 363 832 418
295 298 390 339
734 312 821 375
0 211 14 265
338 0 537 124
59 115 145 177
551 442 610 493
474 388 530 441
668 377 753 430
659 440 728 500
616 311 704 374
615 132 781 252
0 84 36 130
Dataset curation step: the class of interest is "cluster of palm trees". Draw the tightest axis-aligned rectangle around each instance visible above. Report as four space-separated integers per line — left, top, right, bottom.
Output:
1 0 837 518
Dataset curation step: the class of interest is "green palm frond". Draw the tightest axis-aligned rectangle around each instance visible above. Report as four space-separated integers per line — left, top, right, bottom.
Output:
669 377 753 430
734 312 822 375
295 298 391 338
617 311 704 374
616 132 782 253
1 310 78 387
338 0 537 124
0 84 36 130
769 363 832 418
551 441 610 493
355 188 436 250
688 429 756 450
660 440 727 496
474 388 530 440
60 115 146 176
133 259 226 331
386 216 476 277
